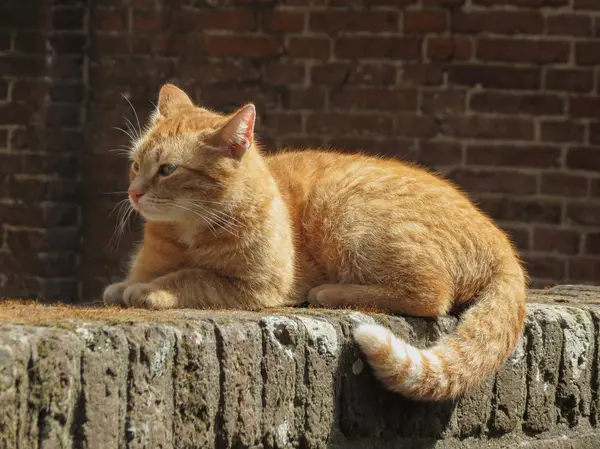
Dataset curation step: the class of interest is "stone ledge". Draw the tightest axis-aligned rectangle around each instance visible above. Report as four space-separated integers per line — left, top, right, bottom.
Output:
0 285 599 448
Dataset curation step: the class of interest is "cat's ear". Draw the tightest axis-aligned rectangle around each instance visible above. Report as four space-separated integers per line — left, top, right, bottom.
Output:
157 84 193 117
217 104 256 160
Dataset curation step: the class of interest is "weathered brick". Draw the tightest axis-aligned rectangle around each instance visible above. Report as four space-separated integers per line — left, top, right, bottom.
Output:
474 197 562 224
569 257 600 282
306 113 393 136
467 144 561 168
52 7 85 31
442 117 535 140
567 203 600 226
477 38 569 63
263 11 305 32
283 87 326 110
264 62 305 85
0 55 45 77
176 10 257 33
330 88 417 111
447 169 538 195
585 233 600 254
566 147 600 171
14 31 45 54
500 224 530 249
262 112 303 134
547 14 592 36
90 8 128 33
534 228 581 255
288 36 330 60
335 37 421 60
402 64 444 86
452 11 544 35
546 69 594 93
574 0 600 10
404 10 447 34
0 103 33 125
419 141 462 166
474 0 568 5
589 122 600 145
6 228 79 252
311 63 396 87
310 10 398 33
421 90 466 118
541 173 589 198
204 35 281 58
0 202 78 227
541 121 585 143
523 255 566 280
427 37 472 61
470 92 564 115
448 65 540 90
576 41 600 65
570 97 600 118
396 115 438 138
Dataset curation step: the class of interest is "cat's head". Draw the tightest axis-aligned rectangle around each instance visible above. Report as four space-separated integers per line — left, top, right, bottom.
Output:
125 84 257 223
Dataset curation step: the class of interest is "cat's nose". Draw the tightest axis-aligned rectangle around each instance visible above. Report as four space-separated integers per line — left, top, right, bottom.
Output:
128 189 145 205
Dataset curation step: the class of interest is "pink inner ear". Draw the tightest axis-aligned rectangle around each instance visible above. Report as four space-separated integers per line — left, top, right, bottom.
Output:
221 104 256 157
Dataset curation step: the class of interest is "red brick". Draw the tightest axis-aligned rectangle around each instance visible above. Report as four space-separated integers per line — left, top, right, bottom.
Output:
547 14 592 37
262 112 303 134
310 10 398 33
541 121 585 143
567 203 600 226
585 233 600 254
0 6 45 28
566 147 600 171
442 117 535 140
523 255 566 281
546 69 593 93
330 88 417 111
423 0 465 4
448 169 537 194
477 38 569 64
284 87 326 110
466 144 561 168
421 90 466 118
330 0 417 5
593 179 600 197
402 64 444 86
52 7 84 31
452 11 544 35
179 61 260 84
264 62 305 85
311 63 396 86
306 113 393 136
288 36 330 60
6 229 79 252
533 228 581 255
263 11 304 32
476 197 562 224
0 202 78 227
396 115 438 138
204 35 281 58
418 141 463 166
133 10 167 32
569 257 600 282
90 8 128 33
500 225 530 250
0 30 11 51
14 31 45 54
590 122 600 145
0 55 45 77
470 92 563 115
540 172 589 198
574 0 600 10
335 37 421 60
474 0 568 5
448 65 540 90
330 138 417 161
404 10 447 33
576 41 600 65
570 97 600 118
427 37 472 61
0 103 32 125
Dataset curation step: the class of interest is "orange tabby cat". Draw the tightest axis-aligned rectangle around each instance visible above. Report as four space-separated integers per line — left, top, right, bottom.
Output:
104 84 527 401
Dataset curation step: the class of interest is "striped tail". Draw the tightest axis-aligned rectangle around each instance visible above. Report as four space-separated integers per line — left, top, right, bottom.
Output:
353 267 527 401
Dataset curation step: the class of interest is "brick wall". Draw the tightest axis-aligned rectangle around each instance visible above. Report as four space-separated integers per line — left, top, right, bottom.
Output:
3 0 600 301
0 0 85 301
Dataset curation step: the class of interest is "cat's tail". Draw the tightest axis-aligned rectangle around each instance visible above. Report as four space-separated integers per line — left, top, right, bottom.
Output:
352 265 527 401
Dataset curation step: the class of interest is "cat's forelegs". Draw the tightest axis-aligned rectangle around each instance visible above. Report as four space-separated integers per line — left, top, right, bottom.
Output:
308 283 452 317
122 268 254 310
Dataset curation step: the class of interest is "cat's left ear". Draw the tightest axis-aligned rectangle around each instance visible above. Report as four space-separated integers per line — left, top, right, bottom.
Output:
217 104 256 160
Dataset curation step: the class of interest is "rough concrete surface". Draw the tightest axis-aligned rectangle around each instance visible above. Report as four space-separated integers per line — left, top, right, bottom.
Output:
0 285 599 448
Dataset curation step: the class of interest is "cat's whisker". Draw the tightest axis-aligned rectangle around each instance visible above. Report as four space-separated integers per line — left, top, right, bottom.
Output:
122 93 143 138
114 126 136 141
179 200 245 228
171 204 218 238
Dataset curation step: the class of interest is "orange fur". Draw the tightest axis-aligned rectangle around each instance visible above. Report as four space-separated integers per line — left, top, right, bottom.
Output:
103 84 527 400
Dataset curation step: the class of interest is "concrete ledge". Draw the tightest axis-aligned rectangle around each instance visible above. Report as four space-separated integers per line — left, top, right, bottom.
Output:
0 285 599 448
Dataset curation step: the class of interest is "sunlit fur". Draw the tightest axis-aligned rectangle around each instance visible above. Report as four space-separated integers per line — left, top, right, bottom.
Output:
104 84 527 401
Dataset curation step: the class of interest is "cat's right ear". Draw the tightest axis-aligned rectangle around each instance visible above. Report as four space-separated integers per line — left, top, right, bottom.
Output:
157 84 193 117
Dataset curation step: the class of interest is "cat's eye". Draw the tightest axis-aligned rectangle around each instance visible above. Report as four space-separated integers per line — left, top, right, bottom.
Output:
132 161 140 172
158 163 177 177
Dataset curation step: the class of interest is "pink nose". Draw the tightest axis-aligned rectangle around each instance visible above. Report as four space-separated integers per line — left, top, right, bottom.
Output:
128 189 144 205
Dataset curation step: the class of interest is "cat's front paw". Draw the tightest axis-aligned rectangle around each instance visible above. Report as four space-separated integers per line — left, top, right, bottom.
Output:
123 283 179 310
103 282 130 306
